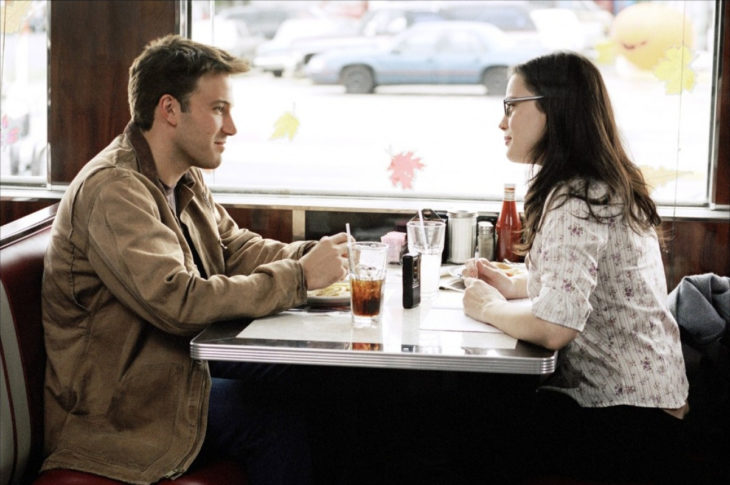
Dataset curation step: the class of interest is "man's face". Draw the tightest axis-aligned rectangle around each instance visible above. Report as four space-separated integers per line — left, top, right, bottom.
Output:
173 73 236 171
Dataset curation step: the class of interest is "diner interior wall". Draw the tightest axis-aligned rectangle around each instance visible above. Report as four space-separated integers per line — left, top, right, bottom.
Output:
49 0 177 181
0 0 728 290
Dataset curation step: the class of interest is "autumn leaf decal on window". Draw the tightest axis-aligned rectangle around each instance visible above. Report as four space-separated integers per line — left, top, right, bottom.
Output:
270 110 300 141
1 115 20 145
653 46 696 94
388 151 424 190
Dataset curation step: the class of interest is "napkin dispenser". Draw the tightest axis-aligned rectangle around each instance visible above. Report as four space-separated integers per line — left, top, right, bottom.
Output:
446 210 477 264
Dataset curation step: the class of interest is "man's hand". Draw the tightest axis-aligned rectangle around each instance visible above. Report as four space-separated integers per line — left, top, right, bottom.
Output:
300 232 349 290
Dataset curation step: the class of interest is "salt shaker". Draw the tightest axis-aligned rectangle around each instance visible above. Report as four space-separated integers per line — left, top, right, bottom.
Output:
477 221 495 260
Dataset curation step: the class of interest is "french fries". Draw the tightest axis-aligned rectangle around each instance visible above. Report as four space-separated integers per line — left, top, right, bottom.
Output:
308 281 350 298
493 261 524 277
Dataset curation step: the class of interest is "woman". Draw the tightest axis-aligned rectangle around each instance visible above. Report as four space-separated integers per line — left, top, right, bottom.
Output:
463 52 689 482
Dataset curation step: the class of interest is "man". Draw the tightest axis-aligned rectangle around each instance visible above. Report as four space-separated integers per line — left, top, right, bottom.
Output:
41 35 348 484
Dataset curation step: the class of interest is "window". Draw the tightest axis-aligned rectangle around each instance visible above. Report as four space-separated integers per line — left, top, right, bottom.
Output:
0 1 720 210
0 0 48 185
191 0 718 206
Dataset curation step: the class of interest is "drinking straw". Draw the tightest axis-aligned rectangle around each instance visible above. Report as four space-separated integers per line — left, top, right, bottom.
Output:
345 223 355 272
417 209 430 251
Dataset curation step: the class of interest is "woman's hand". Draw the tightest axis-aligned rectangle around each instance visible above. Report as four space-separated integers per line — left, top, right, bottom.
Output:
463 258 527 299
463 277 578 350
462 278 506 324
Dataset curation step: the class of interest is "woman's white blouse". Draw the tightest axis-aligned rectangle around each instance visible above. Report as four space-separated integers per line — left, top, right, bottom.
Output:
528 185 688 408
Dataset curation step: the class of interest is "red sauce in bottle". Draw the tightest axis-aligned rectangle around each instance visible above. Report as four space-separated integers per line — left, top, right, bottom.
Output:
495 184 522 262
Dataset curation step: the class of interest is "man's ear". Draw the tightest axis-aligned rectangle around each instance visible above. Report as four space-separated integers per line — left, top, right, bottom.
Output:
157 94 179 127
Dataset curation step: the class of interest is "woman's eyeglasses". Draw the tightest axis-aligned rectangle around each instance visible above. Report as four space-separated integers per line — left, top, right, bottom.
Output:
503 95 544 117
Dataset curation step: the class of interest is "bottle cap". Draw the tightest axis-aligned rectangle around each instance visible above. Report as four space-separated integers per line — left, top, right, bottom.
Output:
503 184 516 201
478 221 494 234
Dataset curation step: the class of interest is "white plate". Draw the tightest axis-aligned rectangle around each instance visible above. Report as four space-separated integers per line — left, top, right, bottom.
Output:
307 281 350 307
449 266 465 279
450 262 526 279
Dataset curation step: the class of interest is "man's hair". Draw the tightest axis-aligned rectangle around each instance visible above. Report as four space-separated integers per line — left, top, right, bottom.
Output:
128 34 249 130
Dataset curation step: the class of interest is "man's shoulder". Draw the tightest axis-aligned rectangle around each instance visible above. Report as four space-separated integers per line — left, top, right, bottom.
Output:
88 133 138 172
70 135 143 187
59 135 155 215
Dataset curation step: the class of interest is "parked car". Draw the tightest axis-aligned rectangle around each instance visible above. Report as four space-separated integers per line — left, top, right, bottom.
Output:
195 14 262 61
439 1 537 32
292 8 445 75
253 16 360 77
304 21 546 95
253 6 444 78
215 3 312 62
439 0 612 53
217 3 311 40
438 1 543 47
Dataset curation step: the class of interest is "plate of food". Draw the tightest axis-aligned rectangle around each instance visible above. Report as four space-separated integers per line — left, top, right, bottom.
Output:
450 261 526 279
307 280 351 307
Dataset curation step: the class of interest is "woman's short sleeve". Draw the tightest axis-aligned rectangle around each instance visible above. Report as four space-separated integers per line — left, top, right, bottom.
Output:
530 198 609 331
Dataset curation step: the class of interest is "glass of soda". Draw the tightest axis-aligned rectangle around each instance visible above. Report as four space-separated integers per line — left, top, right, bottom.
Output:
349 242 388 328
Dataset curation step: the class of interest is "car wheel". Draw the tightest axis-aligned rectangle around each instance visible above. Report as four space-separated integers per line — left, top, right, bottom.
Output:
342 66 375 94
271 69 284 78
483 67 508 96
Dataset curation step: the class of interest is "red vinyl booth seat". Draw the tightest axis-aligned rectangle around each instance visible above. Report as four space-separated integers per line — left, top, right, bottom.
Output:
0 204 248 485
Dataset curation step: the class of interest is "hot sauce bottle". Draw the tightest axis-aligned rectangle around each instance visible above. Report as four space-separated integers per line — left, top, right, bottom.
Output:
495 183 522 263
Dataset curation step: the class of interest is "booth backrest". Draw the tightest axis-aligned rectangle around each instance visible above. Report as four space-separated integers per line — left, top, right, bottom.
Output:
1 204 56 485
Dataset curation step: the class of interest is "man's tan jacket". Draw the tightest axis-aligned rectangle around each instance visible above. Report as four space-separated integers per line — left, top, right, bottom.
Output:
41 123 313 484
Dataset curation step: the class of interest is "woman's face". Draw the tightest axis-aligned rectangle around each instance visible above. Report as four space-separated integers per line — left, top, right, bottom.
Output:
499 74 546 164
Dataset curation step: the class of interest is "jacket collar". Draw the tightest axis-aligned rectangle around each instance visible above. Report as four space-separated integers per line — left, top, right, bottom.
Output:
124 121 196 197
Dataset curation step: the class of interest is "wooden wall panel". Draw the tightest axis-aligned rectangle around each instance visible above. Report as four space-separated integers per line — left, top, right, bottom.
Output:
662 219 730 290
0 199 57 227
49 0 177 184
224 207 293 243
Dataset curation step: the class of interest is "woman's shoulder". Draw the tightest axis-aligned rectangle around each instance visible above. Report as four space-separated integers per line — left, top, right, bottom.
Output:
545 178 620 218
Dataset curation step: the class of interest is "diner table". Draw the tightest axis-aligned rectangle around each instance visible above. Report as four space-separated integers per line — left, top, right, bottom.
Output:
191 264 557 375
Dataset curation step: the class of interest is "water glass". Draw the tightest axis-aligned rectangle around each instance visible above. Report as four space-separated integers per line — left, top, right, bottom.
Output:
406 220 446 299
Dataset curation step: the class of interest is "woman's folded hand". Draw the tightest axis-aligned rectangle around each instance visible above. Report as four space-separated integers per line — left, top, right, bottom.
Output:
462 277 507 323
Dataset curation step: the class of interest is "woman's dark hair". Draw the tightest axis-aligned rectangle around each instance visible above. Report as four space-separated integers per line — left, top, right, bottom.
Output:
128 35 249 130
513 51 662 252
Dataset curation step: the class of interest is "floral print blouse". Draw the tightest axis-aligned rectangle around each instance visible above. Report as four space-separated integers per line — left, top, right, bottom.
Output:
528 181 688 408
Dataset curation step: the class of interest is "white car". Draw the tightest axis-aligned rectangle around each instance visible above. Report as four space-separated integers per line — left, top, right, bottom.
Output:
253 17 359 77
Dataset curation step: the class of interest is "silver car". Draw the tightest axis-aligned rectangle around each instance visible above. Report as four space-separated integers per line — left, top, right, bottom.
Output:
304 21 547 95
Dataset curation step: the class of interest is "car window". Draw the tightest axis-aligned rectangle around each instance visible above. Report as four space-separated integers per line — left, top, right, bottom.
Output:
396 30 436 54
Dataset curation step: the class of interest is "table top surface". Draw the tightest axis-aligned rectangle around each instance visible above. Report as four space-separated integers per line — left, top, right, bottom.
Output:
191 265 557 375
